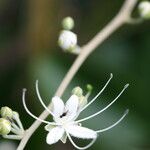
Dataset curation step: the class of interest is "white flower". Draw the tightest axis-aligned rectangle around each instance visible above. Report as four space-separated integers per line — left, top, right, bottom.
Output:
138 1 150 19
58 30 77 51
22 74 129 150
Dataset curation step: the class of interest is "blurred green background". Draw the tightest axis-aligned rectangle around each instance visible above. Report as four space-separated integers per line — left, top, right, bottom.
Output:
0 0 150 150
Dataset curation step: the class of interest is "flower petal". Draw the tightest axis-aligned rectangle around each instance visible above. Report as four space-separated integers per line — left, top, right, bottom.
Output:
65 95 79 120
46 126 64 145
44 124 55 132
52 96 64 117
60 132 67 144
66 125 97 139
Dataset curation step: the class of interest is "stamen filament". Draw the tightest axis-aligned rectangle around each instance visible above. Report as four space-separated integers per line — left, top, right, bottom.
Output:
66 131 97 150
76 84 129 123
96 109 129 133
80 73 113 112
22 89 58 125
36 80 55 117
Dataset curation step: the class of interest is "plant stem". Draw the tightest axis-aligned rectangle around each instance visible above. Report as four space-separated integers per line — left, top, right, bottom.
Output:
17 0 138 149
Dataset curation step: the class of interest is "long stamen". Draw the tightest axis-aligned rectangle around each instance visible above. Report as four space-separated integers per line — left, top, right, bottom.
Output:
80 73 113 112
22 89 58 125
66 131 97 150
76 84 129 123
96 109 129 133
36 80 55 116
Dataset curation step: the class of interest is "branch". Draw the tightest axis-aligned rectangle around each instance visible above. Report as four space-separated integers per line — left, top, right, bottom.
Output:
17 0 138 149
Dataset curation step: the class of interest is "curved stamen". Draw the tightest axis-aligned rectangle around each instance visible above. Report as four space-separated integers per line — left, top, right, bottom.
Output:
96 109 129 133
80 73 113 112
36 80 55 117
76 84 129 123
66 131 97 150
22 89 58 125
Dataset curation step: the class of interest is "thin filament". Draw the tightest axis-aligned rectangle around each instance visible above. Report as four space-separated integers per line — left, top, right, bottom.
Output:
36 80 55 117
76 84 129 123
80 73 113 112
96 109 129 133
22 89 57 125
66 131 97 150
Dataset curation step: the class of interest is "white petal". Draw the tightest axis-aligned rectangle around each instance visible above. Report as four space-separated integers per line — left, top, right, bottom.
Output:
60 132 67 143
52 96 64 117
66 125 97 139
46 127 64 145
44 124 55 132
65 95 79 120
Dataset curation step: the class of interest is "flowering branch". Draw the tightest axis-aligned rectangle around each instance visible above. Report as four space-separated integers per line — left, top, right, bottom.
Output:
17 0 138 149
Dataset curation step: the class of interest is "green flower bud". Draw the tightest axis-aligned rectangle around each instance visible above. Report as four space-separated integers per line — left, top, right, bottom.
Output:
1 107 13 118
62 16 74 30
86 84 93 92
138 1 150 19
72 86 83 97
79 96 87 109
0 118 11 135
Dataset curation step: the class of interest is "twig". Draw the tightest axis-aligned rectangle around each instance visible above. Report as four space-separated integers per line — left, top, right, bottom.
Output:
17 0 138 149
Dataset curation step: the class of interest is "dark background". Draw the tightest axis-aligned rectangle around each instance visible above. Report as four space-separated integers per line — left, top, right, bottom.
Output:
0 0 150 150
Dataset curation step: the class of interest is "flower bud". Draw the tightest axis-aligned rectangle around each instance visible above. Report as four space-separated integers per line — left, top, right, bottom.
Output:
72 86 83 97
62 16 74 30
58 30 77 51
1 107 13 119
12 111 19 120
86 84 93 92
0 118 11 135
79 96 87 109
138 1 150 19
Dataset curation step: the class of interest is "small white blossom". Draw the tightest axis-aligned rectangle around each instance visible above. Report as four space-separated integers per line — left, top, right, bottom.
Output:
138 1 150 19
58 30 77 51
23 74 129 150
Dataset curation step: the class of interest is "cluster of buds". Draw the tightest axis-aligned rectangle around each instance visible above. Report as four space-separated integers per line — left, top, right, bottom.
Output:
138 1 150 19
0 106 24 140
72 84 93 110
58 16 81 55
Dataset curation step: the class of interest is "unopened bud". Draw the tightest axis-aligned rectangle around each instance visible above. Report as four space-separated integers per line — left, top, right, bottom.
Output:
12 111 19 120
0 118 11 135
1 107 13 119
58 30 77 51
72 86 83 97
86 84 93 92
138 1 150 19
62 17 74 30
